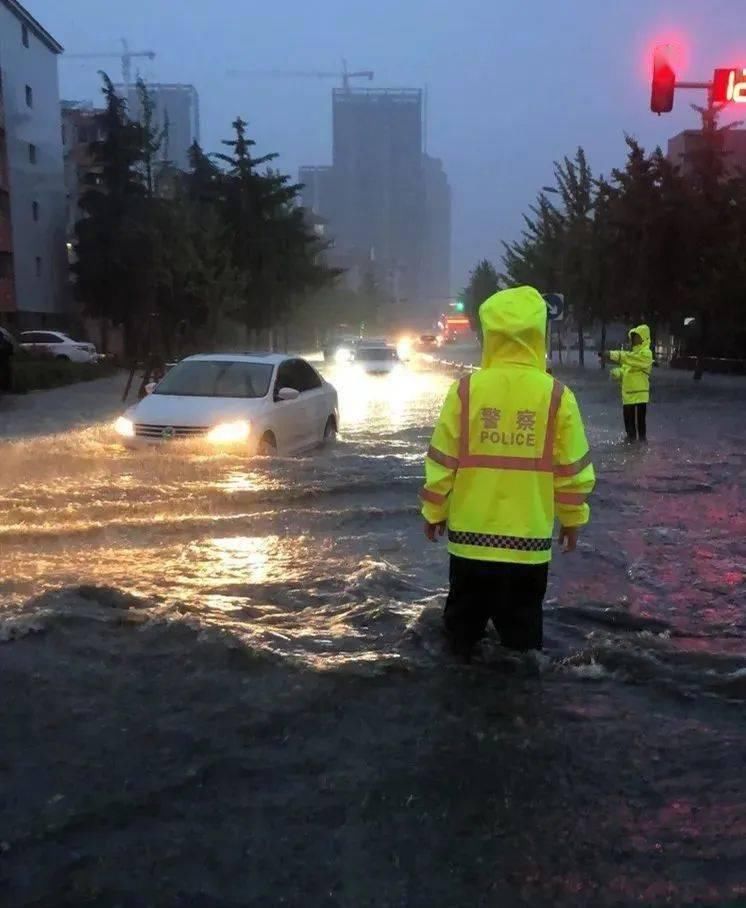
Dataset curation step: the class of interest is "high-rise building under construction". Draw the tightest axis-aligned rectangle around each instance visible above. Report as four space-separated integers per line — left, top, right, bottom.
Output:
300 86 451 313
118 83 200 172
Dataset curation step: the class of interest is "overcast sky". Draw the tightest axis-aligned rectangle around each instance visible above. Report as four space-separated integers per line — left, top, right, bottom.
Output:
29 0 746 289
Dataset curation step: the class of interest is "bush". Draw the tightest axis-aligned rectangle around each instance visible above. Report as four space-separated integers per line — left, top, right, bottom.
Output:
9 352 119 393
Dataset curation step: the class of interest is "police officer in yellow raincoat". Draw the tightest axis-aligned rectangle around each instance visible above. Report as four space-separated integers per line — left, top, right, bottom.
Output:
606 324 652 443
421 286 595 659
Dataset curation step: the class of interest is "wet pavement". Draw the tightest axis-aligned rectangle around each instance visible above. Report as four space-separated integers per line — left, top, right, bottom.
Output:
1 356 745 906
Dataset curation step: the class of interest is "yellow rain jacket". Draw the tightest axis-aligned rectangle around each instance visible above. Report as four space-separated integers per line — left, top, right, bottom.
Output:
609 324 653 405
421 286 595 565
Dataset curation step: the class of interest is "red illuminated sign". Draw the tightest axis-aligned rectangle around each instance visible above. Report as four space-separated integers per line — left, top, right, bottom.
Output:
712 68 746 104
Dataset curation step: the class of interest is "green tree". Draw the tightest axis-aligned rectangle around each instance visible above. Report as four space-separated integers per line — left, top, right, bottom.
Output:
551 148 596 365
73 74 148 357
502 191 564 290
464 259 500 333
216 118 338 337
677 110 746 377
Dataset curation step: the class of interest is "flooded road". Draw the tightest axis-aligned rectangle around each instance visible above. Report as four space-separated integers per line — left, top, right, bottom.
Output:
1 358 745 906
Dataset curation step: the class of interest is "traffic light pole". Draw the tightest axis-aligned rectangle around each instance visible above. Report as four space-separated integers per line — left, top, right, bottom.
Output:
673 80 723 130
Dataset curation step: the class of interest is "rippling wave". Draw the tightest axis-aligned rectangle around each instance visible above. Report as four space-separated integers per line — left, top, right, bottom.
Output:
1 364 745 703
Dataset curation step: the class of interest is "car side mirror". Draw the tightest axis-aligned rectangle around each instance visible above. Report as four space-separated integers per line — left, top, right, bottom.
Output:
277 386 300 402
145 382 156 395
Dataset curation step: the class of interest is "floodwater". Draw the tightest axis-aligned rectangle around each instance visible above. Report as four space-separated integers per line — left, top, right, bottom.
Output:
1 358 745 906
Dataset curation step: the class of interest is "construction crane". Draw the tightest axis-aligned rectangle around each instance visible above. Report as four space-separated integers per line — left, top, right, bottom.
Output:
227 59 373 92
64 39 156 91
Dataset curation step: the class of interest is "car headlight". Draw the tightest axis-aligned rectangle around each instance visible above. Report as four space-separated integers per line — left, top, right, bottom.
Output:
114 416 135 438
207 421 251 444
335 347 352 364
396 338 412 360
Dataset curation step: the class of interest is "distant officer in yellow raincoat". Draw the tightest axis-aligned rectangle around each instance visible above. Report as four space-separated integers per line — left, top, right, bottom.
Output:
606 324 653 443
421 286 595 659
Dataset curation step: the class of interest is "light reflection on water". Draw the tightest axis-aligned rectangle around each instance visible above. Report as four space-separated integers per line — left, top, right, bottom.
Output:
1 364 745 692
0 366 444 664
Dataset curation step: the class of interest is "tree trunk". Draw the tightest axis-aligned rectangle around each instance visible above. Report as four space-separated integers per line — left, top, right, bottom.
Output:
121 319 142 402
283 323 289 353
100 318 109 356
600 320 607 370
577 321 585 367
693 311 708 381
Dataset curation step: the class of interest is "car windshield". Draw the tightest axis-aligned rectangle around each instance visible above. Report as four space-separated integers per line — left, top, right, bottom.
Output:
153 360 274 399
357 347 397 361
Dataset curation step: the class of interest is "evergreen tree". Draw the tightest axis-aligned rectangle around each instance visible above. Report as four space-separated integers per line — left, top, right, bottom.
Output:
464 260 500 332
73 75 148 356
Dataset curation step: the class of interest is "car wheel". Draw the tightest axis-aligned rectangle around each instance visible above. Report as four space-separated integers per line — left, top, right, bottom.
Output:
323 416 337 444
258 431 277 457
56 354 70 361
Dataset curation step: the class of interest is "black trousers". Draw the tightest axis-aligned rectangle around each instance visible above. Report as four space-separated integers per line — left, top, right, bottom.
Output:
623 403 647 441
444 555 549 654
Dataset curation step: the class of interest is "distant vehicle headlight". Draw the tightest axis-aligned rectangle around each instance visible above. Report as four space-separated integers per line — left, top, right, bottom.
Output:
207 421 251 444
335 346 352 364
396 338 412 360
114 416 135 438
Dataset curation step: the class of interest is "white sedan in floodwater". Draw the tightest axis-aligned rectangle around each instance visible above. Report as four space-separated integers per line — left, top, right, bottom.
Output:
114 353 339 455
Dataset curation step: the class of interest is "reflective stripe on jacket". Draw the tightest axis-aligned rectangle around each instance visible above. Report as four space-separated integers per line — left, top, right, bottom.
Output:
421 286 595 565
609 324 652 405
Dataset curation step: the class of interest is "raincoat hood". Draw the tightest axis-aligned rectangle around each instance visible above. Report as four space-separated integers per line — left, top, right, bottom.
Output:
480 286 547 370
629 324 651 349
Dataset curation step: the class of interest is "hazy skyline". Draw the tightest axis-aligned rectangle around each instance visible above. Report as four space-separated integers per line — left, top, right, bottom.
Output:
29 0 746 289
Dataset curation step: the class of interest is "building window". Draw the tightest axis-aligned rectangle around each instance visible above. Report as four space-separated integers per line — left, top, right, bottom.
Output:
29 144 37 164
35 257 42 277
32 201 39 222
22 24 29 48
25 85 33 108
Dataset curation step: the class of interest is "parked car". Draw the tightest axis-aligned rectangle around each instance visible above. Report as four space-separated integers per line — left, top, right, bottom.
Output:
0 325 16 392
115 353 339 456
19 331 97 363
0 325 17 350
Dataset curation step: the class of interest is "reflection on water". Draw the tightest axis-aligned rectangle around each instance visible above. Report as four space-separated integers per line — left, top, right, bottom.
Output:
0 364 745 696
328 362 449 436
3 363 746 907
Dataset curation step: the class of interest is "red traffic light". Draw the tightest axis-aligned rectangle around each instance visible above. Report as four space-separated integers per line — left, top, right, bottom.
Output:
651 47 676 114
712 68 746 104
